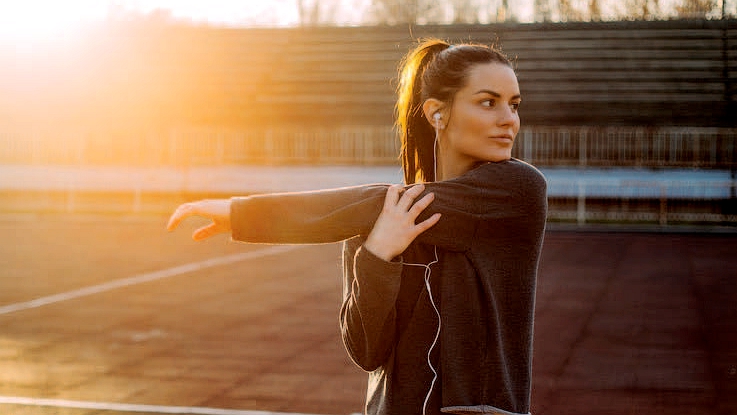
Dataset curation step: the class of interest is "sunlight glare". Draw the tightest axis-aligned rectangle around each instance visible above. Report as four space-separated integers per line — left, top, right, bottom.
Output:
114 0 299 26
0 1 108 47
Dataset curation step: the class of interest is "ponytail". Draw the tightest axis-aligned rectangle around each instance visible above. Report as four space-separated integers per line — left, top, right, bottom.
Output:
396 39 450 184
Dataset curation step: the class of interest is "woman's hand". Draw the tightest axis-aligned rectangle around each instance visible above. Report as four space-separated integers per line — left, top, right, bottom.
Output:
166 199 232 241
363 184 441 262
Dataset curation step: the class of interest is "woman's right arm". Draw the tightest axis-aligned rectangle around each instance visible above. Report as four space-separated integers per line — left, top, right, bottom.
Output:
339 184 440 371
339 238 402 371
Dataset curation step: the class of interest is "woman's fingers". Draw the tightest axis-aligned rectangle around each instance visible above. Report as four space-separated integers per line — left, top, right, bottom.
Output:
396 183 425 211
408 193 440 237
167 203 195 231
408 192 435 217
413 212 442 236
193 222 221 241
382 184 401 209
166 199 232 241
364 183 440 261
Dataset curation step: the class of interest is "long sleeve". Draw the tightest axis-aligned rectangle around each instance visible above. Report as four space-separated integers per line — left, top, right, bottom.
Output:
230 184 387 244
339 237 402 371
229 160 546 249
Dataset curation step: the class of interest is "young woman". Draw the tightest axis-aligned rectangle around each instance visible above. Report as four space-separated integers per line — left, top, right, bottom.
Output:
167 39 547 415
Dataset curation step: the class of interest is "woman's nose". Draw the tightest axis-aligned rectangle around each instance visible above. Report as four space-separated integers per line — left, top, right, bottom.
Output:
496 105 516 126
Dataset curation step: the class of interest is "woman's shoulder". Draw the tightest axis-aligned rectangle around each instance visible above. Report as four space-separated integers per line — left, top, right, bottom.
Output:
465 158 547 188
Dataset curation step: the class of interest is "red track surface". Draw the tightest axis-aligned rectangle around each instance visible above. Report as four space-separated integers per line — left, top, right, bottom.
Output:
0 215 734 414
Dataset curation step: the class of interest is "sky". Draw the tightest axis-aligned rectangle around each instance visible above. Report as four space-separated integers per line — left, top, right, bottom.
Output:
1 0 724 48
111 0 303 25
0 1 304 47
0 0 537 47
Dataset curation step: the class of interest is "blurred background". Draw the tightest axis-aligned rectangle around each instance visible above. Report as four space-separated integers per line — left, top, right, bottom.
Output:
0 2 736 415
0 0 735 227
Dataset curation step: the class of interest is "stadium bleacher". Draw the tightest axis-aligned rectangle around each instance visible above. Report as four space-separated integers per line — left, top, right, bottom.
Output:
0 19 734 225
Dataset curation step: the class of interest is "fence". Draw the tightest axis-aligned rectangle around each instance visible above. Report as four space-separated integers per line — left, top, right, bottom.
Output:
543 169 737 225
1 126 735 226
2 165 734 226
516 127 737 168
1 126 734 169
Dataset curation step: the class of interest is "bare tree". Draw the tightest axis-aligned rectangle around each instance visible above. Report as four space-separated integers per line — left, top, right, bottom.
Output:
589 0 602 20
534 0 553 22
296 0 340 26
620 0 663 19
558 0 586 20
675 0 717 18
450 0 481 23
444 0 512 24
367 0 445 25
498 0 510 21
296 0 318 25
297 0 724 26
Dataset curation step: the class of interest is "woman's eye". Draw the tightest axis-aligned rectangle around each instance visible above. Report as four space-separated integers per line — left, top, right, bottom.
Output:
511 102 521 111
481 99 495 107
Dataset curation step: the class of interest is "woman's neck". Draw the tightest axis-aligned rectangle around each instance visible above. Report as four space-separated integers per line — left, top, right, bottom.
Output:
436 153 475 181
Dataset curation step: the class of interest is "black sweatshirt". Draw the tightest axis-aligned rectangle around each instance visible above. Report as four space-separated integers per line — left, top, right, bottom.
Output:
230 159 548 415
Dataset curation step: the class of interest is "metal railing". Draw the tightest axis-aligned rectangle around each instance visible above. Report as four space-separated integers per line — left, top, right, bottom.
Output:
516 127 736 169
1 126 735 169
1 123 736 226
545 177 737 226
2 169 734 226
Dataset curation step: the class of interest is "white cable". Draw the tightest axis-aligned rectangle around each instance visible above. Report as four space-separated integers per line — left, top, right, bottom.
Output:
402 246 440 415
396 116 443 414
420 118 443 414
434 117 440 181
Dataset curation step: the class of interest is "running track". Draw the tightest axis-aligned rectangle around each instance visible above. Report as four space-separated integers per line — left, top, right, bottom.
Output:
0 215 735 415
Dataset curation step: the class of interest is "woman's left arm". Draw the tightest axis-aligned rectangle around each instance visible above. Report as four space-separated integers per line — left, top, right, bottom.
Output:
168 160 546 248
229 184 389 244
167 198 231 241
167 184 390 243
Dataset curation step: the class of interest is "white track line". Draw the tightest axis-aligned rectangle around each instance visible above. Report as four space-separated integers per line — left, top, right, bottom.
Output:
0 396 320 415
0 245 300 316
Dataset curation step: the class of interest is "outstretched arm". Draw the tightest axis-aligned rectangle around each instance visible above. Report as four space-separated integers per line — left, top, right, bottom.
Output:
228 184 388 244
166 183 439 252
167 159 546 248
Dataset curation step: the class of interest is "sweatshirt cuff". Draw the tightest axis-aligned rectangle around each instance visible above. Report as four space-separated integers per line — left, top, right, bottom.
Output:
230 196 261 242
352 245 402 303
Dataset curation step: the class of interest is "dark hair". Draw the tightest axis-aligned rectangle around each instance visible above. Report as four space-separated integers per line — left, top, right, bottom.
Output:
395 39 513 184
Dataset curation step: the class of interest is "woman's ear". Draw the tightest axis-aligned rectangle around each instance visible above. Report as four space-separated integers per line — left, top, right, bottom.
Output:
422 98 445 127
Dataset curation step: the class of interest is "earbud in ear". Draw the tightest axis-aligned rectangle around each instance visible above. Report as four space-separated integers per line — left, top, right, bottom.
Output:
433 112 443 130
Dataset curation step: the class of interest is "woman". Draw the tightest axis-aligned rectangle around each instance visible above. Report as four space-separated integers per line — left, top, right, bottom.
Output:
168 39 547 415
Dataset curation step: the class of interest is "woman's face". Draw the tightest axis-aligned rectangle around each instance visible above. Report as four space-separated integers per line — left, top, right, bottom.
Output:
439 62 521 178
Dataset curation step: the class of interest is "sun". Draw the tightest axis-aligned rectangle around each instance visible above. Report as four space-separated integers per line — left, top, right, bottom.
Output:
0 1 108 48
0 0 315 49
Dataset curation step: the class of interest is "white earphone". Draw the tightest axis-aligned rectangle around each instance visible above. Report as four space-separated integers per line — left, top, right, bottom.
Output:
433 112 445 131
